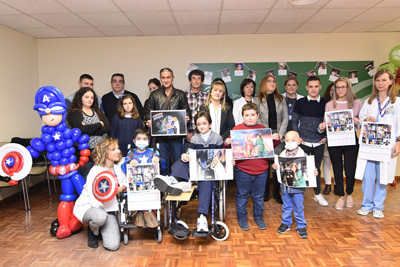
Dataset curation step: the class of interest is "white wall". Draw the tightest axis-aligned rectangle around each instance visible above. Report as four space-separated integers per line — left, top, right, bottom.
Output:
37 32 400 104
0 25 41 142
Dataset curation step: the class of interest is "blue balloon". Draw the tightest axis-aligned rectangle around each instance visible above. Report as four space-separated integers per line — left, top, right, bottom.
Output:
53 151 61 160
61 148 71 158
52 131 63 143
78 134 89 144
51 160 59 166
47 152 53 160
69 155 77 163
31 137 46 152
44 125 55 133
71 128 81 142
41 133 52 144
78 143 89 150
65 139 73 148
63 128 72 139
60 157 69 165
27 146 40 158
69 147 75 155
56 122 67 132
46 143 56 152
55 141 66 151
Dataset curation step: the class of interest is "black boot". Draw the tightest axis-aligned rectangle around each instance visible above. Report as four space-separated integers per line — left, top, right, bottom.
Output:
88 227 99 248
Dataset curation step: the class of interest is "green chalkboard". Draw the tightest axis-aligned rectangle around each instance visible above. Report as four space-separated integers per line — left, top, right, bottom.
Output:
193 61 373 101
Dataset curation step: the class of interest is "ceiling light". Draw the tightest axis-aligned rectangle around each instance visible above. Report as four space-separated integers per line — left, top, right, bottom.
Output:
289 0 320 5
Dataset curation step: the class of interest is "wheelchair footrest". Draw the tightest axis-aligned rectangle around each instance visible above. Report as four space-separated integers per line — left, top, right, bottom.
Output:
192 229 212 237
168 223 191 237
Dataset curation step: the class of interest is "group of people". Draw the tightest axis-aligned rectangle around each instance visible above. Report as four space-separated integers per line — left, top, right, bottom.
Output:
64 67 398 250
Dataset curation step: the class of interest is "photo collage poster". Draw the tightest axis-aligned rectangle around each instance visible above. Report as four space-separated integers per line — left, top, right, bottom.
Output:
274 155 317 188
150 110 187 137
359 121 393 162
126 164 161 211
189 149 233 181
325 109 356 147
231 128 274 160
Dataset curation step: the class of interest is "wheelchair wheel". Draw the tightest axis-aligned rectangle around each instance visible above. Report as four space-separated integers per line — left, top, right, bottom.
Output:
173 220 190 241
154 226 163 243
123 229 129 245
211 221 229 241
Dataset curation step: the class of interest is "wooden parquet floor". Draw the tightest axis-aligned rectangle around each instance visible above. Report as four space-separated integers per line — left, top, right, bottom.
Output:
0 179 400 267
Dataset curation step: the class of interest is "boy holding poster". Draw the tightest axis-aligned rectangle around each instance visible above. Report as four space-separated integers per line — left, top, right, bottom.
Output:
273 131 318 239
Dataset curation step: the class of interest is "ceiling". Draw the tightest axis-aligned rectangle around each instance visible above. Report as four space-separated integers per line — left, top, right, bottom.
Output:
0 0 399 39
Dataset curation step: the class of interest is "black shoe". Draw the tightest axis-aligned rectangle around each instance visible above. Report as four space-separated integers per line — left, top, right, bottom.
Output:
297 228 308 239
275 196 283 204
277 223 290 234
264 195 270 202
87 227 99 248
323 185 331 195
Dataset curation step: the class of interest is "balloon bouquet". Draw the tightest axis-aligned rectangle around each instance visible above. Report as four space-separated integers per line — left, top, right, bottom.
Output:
26 86 90 239
379 45 400 87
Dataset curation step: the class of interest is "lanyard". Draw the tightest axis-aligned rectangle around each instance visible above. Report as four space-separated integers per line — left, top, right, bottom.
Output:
377 95 390 118
286 97 296 116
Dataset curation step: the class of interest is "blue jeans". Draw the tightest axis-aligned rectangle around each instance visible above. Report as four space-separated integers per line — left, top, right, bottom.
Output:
361 161 387 210
235 167 268 220
281 189 306 229
159 141 182 175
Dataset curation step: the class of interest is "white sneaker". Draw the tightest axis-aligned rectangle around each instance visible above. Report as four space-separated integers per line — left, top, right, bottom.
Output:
314 194 328 206
196 214 209 232
154 175 183 196
179 181 192 192
372 209 384 219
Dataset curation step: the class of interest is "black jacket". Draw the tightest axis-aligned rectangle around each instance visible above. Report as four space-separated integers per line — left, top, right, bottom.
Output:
145 87 191 120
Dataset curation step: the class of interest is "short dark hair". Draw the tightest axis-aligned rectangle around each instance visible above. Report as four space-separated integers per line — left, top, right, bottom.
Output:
194 110 212 125
79 74 93 82
242 102 258 115
188 69 205 82
307 75 320 85
148 78 161 88
240 78 256 97
160 67 173 75
134 128 149 139
111 73 125 83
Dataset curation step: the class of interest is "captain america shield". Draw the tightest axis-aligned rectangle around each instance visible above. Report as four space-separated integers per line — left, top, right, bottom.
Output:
92 171 118 202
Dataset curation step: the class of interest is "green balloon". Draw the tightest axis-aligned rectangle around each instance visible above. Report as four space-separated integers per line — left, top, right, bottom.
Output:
389 45 400 67
378 62 397 74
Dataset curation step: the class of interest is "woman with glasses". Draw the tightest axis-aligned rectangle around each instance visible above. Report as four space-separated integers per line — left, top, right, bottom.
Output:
324 77 362 210
254 75 289 203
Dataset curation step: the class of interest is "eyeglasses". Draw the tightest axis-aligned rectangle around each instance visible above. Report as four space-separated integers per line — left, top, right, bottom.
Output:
335 86 348 91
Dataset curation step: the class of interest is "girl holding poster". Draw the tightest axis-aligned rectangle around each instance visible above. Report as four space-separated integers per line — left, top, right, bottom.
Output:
355 69 400 219
324 77 362 210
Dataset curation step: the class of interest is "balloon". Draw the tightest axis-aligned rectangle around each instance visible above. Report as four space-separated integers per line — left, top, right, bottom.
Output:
60 158 69 166
69 147 75 155
56 122 67 132
31 137 46 152
80 156 89 163
69 155 76 163
0 144 33 181
50 218 59 237
53 152 61 160
65 139 73 148
63 128 72 139
80 149 90 157
56 141 66 151
78 134 89 144
71 129 81 142
61 148 71 158
378 62 397 74
27 146 40 158
51 160 60 166
46 143 56 152
41 133 52 144
78 143 89 150
47 152 53 160
389 45 400 67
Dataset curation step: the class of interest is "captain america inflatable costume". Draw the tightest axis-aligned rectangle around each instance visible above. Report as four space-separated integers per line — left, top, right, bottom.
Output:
27 86 90 239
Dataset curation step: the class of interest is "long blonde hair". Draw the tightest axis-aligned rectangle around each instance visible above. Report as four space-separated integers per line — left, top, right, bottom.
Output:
257 75 283 103
368 69 397 104
205 81 227 111
92 138 121 167
332 77 357 109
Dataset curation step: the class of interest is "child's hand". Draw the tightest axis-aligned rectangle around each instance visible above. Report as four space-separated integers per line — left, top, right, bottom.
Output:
185 115 190 122
181 153 191 162
272 163 278 170
364 116 376 122
146 120 151 128
318 137 327 144
319 122 326 131
152 157 159 164
225 138 232 145
314 168 318 176
272 133 281 140
117 185 127 194
232 159 236 166
130 160 139 167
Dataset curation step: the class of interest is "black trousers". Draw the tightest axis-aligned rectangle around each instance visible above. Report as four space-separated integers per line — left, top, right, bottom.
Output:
327 143 359 196
300 144 324 195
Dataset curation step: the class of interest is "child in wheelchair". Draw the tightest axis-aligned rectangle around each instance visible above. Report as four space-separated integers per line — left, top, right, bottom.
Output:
155 110 224 233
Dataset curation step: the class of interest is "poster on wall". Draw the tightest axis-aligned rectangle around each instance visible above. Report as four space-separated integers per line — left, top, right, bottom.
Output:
150 110 187 136
318 61 327 75
325 109 356 147
235 63 244 76
278 62 287 76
